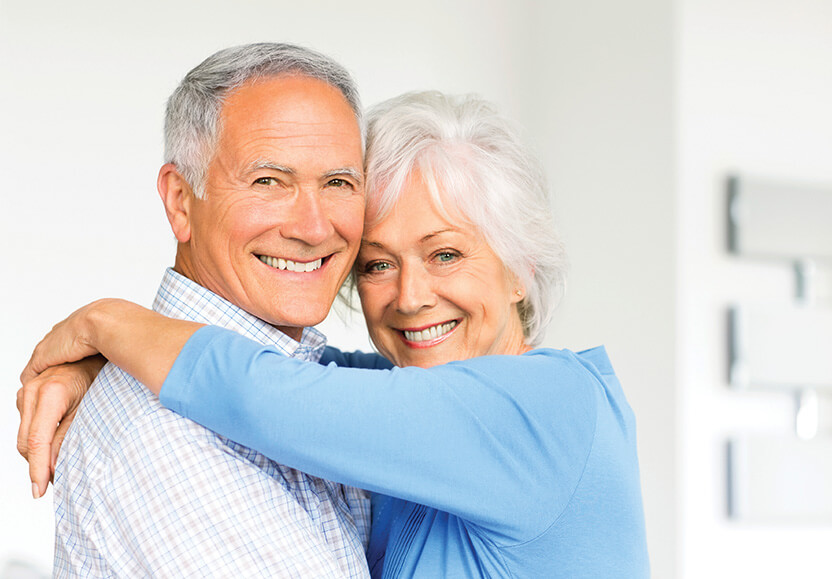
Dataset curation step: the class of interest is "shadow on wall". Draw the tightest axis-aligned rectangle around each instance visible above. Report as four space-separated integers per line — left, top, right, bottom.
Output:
0 559 49 579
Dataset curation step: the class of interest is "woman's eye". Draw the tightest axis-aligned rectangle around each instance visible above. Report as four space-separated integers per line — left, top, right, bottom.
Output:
435 251 460 263
365 261 391 273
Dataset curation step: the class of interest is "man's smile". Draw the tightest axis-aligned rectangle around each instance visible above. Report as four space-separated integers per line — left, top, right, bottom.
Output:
257 254 326 273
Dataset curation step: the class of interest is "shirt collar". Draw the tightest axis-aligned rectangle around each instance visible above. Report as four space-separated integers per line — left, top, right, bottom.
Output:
151 268 327 362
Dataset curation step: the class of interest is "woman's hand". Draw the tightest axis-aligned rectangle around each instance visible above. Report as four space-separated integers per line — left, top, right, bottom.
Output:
17 356 106 498
22 297 200 392
20 299 118 385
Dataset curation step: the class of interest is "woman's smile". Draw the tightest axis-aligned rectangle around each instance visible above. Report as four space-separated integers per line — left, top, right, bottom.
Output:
398 319 460 348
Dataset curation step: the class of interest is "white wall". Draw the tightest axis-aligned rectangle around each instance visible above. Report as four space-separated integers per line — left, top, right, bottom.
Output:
678 0 832 577
0 1 698 577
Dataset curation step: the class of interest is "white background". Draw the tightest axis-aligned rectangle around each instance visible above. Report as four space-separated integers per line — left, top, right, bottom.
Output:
1 1 830 577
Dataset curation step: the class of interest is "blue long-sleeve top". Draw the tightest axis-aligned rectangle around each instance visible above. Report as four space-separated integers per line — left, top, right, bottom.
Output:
161 326 650 578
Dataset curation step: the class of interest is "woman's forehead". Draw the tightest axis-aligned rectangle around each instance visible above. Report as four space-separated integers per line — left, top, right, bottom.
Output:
366 168 474 228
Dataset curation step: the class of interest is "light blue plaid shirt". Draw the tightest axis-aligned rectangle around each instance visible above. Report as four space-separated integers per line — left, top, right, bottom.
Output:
53 268 371 578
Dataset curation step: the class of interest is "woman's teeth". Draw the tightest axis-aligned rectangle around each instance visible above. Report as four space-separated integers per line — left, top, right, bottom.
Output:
259 255 322 272
403 321 458 343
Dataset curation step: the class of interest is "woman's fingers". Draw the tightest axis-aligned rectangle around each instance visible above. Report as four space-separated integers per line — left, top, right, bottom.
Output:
17 364 88 498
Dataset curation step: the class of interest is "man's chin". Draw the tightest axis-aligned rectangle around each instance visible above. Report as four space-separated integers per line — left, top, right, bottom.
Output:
260 307 332 338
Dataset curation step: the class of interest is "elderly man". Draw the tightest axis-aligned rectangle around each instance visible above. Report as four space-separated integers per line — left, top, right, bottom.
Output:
47 44 370 577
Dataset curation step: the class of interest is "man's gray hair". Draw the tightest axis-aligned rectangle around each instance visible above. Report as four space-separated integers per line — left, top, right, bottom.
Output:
165 43 363 198
363 91 566 346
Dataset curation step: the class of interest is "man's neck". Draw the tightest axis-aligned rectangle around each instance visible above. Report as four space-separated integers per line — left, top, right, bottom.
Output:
170 260 306 343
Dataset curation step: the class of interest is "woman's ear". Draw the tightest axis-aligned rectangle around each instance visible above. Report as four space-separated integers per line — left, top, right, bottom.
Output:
509 270 528 305
157 163 194 243
512 285 526 305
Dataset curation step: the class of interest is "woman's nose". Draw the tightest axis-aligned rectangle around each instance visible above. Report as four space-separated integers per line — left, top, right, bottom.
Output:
395 263 437 314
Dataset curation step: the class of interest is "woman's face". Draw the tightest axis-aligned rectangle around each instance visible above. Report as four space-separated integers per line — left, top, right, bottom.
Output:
355 172 528 368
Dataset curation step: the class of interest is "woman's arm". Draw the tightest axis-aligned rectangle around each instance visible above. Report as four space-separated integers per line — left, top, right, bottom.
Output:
161 326 599 540
22 298 203 393
18 303 388 498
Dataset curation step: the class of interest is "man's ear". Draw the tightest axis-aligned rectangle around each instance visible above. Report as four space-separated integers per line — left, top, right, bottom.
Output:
157 163 195 243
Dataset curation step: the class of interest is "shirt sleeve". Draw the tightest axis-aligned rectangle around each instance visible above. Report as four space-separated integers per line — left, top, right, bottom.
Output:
161 325 599 542
66 408 350 577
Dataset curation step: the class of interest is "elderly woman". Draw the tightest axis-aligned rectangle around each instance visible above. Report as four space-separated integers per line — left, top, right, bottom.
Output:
19 91 649 577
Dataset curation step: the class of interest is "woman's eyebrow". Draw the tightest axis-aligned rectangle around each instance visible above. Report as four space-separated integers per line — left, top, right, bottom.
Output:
361 229 457 249
361 239 386 249
420 228 456 242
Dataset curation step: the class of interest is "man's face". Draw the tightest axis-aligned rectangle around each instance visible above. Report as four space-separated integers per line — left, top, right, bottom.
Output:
177 75 365 340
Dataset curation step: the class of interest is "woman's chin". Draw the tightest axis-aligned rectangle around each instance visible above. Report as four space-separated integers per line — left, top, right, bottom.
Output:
386 347 458 369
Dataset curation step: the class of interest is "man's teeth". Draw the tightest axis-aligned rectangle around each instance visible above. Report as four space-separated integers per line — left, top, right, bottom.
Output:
403 321 458 343
259 255 322 273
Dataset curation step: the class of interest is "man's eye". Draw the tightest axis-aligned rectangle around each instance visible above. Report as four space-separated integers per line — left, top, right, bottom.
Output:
327 178 353 189
253 177 280 186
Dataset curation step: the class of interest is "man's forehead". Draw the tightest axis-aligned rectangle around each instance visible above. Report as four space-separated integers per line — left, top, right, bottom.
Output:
212 76 364 176
220 76 358 130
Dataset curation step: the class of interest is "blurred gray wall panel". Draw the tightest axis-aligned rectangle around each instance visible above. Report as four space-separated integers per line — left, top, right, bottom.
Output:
728 437 832 521
730 305 832 389
728 176 832 261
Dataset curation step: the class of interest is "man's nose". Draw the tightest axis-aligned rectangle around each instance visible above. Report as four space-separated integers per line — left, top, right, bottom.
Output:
281 189 335 246
395 263 437 315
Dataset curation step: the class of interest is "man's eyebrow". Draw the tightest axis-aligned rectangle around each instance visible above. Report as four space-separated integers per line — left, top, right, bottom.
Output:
323 167 363 184
243 161 362 184
245 160 295 175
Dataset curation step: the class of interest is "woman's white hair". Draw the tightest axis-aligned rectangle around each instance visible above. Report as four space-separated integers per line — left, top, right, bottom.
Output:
362 91 566 346
164 43 363 198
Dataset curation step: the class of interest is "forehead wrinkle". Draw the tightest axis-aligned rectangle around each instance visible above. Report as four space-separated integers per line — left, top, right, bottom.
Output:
240 122 359 137
236 131 361 160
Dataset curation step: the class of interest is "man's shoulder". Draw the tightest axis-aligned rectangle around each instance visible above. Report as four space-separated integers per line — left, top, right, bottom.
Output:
70 362 169 443
60 362 226 478
60 361 300 484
